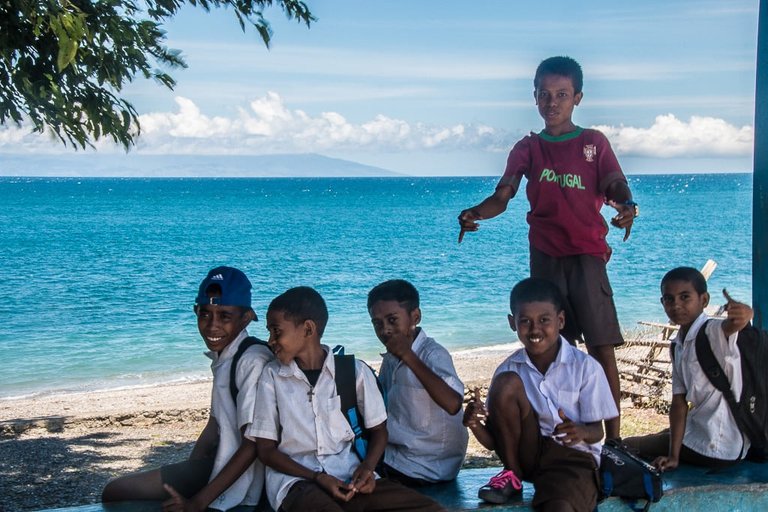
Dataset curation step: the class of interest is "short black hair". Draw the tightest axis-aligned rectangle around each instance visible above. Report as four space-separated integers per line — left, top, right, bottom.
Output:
509 277 564 314
534 56 584 95
367 279 420 312
268 286 329 337
661 267 708 294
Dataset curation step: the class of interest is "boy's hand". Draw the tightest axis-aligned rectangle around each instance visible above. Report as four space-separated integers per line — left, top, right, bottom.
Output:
162 484 201 512
607 200 636 241
315 472 356 502
721 289 753 337
652 455 679 472
462 387 487 428
351 465 376 494
457 208 483 243
553 409 587 446
382 333 414 360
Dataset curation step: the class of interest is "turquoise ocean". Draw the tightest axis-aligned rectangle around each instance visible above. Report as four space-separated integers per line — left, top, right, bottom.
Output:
0 174 753 399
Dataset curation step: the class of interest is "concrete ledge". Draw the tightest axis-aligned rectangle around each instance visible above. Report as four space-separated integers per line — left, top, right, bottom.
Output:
36 462 768 512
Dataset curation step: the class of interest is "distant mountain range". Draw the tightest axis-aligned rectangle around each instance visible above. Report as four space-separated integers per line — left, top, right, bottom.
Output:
0 153 403 177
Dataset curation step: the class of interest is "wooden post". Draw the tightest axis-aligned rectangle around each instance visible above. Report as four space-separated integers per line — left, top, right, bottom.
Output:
755 0 768 330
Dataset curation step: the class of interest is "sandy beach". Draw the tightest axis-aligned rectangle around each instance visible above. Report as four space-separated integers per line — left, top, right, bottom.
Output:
0 345 665 512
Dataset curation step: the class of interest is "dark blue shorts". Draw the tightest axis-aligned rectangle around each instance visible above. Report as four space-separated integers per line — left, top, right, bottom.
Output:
160 458 215 498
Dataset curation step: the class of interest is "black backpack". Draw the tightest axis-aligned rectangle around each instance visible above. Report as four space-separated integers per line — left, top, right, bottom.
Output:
332 345 385 461
229 336 270 402
600 438 663 511
694 320 768 461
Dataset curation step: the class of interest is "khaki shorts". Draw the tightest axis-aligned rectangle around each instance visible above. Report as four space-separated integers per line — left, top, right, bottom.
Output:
530 246 624 347
523 437 600 512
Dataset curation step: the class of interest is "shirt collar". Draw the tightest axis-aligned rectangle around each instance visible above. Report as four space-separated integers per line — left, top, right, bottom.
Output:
537 126 583 142
276 344 332 379
678 312 709 345
411 327 427 352
509 336 571 372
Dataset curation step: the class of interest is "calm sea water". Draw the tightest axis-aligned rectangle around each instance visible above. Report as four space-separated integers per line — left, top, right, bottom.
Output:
0 174 753 399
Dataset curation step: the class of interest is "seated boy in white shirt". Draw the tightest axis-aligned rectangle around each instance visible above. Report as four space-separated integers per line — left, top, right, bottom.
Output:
248 286 445 512
624 266 754 470
102 266 273 511
367 279 467 485
464 277 618 511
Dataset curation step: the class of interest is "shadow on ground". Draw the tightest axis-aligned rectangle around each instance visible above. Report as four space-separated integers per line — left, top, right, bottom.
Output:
0 430 194 512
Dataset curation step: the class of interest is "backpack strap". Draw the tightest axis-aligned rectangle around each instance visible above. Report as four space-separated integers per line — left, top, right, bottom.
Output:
694 320 735 400
230 336 269 403
334 349 357 416
333 349 368 460
332 345 382 461
694 321 764 448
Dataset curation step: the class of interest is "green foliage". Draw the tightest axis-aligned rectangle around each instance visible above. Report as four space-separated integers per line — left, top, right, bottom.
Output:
0 0 315 150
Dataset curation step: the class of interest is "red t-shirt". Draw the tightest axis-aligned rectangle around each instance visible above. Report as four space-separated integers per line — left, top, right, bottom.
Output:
497 127 626 259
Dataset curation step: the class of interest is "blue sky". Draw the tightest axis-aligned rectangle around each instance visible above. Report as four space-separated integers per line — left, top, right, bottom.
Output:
0 0 761 175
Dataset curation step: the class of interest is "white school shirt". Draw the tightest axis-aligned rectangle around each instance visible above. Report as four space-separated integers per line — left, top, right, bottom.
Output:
492 338 618 465
246 346 388 511
670 313 748 460
205 329 273 511
379 328 468 482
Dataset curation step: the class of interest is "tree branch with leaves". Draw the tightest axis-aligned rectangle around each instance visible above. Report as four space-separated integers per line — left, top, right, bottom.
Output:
0 0 314 149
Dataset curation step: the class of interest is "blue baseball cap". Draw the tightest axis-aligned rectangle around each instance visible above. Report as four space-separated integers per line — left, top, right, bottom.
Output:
195 266 254 313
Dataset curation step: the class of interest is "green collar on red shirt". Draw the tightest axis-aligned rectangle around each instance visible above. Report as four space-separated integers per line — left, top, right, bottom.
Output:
538 126 583 142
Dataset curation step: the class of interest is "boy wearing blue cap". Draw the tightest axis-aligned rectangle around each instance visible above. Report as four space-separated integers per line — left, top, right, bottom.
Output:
102 266 273 512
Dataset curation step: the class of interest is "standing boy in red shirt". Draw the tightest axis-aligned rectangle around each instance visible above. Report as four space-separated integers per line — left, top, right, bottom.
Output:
458 56 637 439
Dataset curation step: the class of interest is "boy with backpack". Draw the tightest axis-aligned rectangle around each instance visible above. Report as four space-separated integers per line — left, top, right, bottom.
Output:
367 279 467 485
624 267 758 469
464 277 618 510
247 286 445 512
102 266 273 511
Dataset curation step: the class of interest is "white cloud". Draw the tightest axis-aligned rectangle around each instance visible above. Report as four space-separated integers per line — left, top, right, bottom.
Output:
140 97 233 138
0 96 754 161
130 92 502 154
0 123 32 145
593 114 753 157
